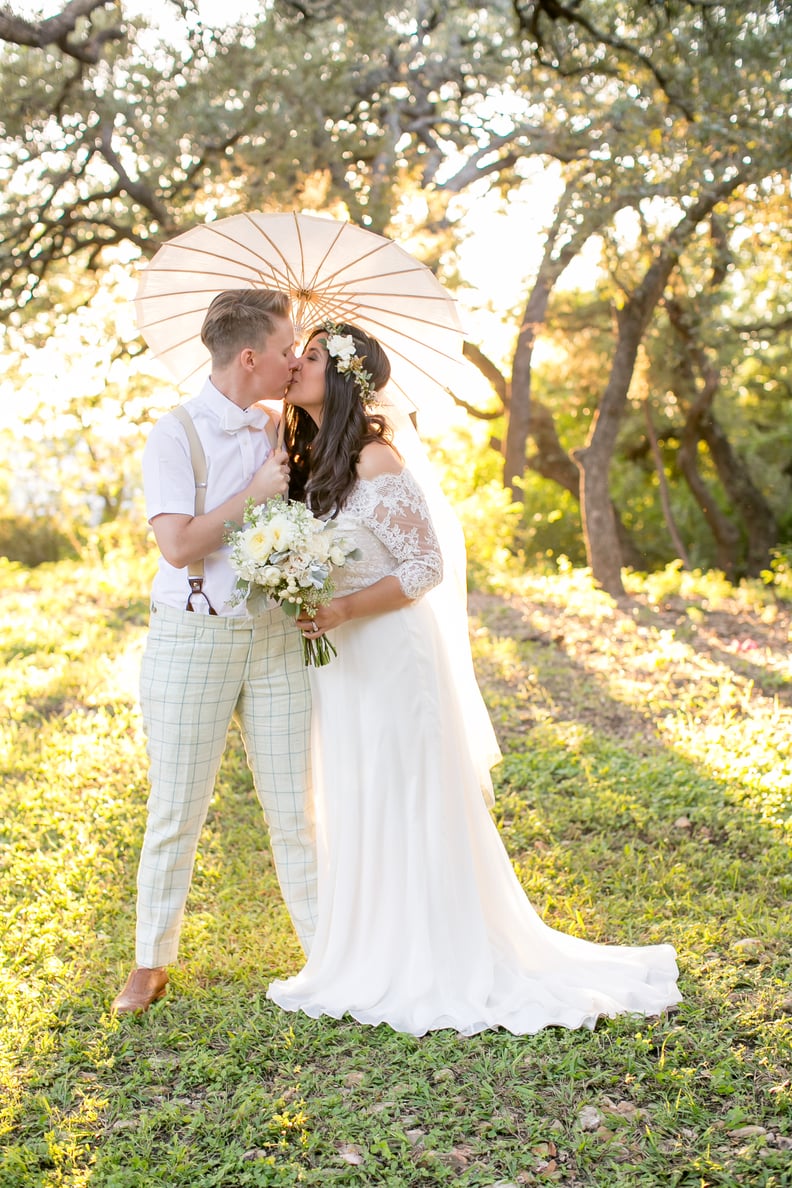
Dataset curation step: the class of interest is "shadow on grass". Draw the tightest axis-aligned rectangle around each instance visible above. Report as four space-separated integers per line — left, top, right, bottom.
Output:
470 589 790 959
3 572 791 1188
629 596 792 707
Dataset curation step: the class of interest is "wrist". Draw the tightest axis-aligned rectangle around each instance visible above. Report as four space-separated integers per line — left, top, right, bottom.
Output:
243 485 267 507
335 595 351 625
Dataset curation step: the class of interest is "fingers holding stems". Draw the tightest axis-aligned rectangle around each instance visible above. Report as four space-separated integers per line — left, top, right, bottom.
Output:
249 448 290 502
296 614 338 666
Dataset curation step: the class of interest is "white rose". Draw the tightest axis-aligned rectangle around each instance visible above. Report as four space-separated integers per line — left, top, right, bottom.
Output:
257 565 282 587
326 333 356 364
267 513 296 551
308 532 332 563
243 525 275 562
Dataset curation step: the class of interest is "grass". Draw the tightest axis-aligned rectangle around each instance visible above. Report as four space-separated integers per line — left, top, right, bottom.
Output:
0 546 790 1187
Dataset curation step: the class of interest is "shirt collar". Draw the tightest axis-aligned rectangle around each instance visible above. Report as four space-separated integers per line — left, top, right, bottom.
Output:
199 378 271 434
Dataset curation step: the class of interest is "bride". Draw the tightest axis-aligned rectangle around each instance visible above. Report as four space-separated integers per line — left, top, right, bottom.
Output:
267 321 680 1037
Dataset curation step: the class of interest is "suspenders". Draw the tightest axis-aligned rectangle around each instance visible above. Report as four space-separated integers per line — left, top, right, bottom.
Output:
169 405 218 615
168 405 278 616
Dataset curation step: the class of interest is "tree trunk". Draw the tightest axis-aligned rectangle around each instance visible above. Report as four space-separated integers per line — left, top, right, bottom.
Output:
574 301 655 596
666 295 776 577
503 178 604 497
528 400 645 570
676 373 742 579
503 280 550 497
573 177 745 595
677 415 741 577
700 415 778 575
458 351 649 573
644 399 691 568
526 400 580 494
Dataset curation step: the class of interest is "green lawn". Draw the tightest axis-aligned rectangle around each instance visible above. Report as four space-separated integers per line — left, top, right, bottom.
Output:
1 548 790 1187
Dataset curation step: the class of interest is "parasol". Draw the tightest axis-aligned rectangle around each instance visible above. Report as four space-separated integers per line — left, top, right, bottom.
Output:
134 210 467 416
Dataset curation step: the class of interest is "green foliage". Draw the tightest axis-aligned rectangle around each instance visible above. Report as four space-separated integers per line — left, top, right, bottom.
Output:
530 215 792 576
429 424 585 577
428 423 526 586
515 473 586 569
622 560 784 621
0 512 76 567
0 0 790 585
0 508 154 570
1 539 791 1186
2 0 790 321
761 548 792 602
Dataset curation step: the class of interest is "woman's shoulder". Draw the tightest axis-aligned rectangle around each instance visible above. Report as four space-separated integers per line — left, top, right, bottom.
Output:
356 439 404 480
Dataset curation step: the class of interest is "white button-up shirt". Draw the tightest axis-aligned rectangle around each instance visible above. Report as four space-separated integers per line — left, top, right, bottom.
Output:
142 378 277 616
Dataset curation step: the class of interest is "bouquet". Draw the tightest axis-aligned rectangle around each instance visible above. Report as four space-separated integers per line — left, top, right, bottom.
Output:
225 496 359 666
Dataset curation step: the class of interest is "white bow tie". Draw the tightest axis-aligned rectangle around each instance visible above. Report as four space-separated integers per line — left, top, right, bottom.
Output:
221 404 270 434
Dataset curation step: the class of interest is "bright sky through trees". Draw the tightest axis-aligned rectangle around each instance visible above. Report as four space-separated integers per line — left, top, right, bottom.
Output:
2 0 789 585
1 0 567 430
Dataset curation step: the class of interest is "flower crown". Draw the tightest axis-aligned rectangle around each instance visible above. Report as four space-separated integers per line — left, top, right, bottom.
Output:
320 322 377 405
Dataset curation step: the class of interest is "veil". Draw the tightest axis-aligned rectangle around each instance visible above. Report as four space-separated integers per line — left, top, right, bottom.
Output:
378 389 502 806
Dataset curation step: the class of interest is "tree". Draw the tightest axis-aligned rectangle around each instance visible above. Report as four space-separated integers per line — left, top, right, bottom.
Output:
451 2 792 589
1 1 790 588
0 0 123 63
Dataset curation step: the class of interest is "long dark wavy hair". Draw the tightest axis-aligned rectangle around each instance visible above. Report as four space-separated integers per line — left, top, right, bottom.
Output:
285 322 395 517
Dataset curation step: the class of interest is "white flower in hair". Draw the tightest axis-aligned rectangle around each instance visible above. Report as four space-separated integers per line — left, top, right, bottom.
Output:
326 333 357 364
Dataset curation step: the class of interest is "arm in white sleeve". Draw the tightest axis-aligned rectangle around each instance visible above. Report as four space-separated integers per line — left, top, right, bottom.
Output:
364 470 443 599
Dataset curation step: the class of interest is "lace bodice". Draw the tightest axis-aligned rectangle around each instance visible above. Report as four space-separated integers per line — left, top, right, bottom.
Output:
330 470 443 600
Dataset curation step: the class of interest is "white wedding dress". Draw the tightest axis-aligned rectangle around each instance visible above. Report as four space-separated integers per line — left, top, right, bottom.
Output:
267 470 680 1036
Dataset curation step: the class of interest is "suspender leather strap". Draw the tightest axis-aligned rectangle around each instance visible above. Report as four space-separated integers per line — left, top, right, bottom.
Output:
170 405 218 615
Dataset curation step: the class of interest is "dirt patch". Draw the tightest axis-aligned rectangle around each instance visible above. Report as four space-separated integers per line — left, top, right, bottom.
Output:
467 584 792 748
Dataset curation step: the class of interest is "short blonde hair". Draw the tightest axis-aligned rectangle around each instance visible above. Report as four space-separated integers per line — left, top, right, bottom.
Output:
201 289 291 367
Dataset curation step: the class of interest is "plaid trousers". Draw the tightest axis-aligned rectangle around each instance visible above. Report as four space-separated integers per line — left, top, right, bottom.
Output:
136 601 315 967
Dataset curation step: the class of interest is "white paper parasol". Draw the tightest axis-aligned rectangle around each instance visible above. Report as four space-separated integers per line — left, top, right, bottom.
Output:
134 210 467 415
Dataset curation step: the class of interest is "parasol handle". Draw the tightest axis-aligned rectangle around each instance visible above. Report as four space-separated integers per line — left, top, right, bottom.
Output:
277 404 286 451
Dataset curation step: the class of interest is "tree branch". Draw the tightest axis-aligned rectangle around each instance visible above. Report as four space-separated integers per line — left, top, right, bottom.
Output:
733 313 792 337
440 125 585 192
512 0 696 121
0 0 124 62
462 341 509 409
97 123 174 229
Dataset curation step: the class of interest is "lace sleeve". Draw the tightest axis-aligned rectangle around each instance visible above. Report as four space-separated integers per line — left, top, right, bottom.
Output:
361 470 444 599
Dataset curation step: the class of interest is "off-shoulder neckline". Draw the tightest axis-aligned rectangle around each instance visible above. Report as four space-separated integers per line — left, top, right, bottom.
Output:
354 469 410 486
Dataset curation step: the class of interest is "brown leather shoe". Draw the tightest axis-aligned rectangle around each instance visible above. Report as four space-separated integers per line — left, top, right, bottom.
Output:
112 967 169 1014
